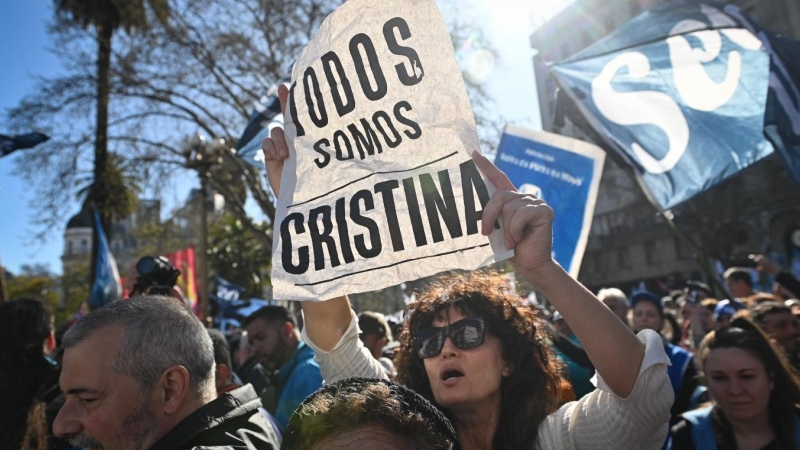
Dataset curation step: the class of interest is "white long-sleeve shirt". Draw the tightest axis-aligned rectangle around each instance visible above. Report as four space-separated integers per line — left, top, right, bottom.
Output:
301 309 673 450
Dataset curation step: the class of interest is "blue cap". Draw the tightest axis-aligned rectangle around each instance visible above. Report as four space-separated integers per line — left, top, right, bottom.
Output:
714 299 743 320
631 291 664 315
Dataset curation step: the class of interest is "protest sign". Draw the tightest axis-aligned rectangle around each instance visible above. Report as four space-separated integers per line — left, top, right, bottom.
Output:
495 126 605 277
271 0 512 301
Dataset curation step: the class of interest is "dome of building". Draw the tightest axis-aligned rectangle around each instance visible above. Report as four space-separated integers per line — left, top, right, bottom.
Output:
66 208 92 229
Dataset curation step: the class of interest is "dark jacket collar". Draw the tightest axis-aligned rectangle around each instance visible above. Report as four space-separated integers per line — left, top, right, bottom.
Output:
149 384 263 450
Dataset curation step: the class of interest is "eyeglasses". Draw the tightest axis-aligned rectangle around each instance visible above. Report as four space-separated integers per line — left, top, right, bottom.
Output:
413 317 486 359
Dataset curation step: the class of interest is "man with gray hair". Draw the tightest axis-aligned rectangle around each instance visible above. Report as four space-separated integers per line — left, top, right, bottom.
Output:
598 287 630 327
53 296 280 449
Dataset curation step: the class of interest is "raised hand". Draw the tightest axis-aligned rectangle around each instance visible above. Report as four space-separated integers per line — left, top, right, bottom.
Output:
471 151 557 278
262 84 291 197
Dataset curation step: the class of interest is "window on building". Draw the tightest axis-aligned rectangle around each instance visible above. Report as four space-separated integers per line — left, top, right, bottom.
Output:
81 239 88 253
617 247 631 269
644 240 661 265
67 241 73 256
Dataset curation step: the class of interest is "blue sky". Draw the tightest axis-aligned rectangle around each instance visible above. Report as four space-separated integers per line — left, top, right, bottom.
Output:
0 0 554 276
0 1 66 275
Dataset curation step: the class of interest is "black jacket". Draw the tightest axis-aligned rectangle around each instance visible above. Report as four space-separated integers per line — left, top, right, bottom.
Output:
149 384 281 450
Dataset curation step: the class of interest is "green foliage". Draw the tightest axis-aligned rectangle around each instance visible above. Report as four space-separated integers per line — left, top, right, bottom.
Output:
76 152 142 222
59 260 91 325
6 265 69 325
208 214 270 298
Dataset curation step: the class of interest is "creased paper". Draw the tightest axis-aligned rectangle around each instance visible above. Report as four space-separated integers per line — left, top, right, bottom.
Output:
270 0 512 301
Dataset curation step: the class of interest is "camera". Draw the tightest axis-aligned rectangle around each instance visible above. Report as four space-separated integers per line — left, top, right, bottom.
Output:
132 256 181 296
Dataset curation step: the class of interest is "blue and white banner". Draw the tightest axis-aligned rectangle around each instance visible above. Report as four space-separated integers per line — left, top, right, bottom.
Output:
88 208 122 309
214 275 246 302
551 1 800 209
235 83 286 169
494 126 605 277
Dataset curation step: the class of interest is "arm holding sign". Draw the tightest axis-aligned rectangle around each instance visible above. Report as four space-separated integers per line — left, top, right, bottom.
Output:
473 151 648 397
263 85 384 382
473 152 671 449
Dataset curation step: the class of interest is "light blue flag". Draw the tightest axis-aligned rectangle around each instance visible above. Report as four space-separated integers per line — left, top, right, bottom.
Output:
550 1 785 209
88 208 122 309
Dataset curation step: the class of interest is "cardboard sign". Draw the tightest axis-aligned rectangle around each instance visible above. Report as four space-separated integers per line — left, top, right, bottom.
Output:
271 0 511 301
495 126 605 277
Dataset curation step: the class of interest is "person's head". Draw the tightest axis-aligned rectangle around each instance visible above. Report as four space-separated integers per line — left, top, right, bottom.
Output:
746 292 780 307
394 272 560 449
54 296 216 449
631 292 664 333
0 298 57 450
598 288 629 324
751 302 800 354
697 316 800 445
0 298 55 361
724 267 755 298
698 299 719 334
282 377 458 450
358 311 392 360
208 329 236 394
243 306 299 372
714 299 743 329
551 311 573 336
684 281 712 304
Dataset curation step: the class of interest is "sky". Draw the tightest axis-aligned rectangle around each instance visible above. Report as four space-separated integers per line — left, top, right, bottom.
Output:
0 0 572 276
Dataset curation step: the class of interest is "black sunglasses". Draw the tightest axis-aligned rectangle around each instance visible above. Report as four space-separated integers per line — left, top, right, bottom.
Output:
413 317 486 359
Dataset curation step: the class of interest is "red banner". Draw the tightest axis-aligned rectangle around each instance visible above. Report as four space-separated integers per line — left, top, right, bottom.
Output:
167 246 199 314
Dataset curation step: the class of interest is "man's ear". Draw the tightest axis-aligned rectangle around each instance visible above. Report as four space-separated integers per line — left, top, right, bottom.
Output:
46 331 56 352
282 321 294 339
215 364 230 389
158 365 191 415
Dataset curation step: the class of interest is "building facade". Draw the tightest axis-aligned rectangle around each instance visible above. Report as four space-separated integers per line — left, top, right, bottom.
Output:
529 0 800 294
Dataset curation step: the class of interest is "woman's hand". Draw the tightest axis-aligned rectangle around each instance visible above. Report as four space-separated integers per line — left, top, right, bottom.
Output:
471 151 557 278
261 84 291 197
472 150 646 397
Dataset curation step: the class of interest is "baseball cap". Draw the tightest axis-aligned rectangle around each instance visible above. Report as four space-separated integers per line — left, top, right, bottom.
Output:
631 291 664 316
713 299 744 321
358 311 392 341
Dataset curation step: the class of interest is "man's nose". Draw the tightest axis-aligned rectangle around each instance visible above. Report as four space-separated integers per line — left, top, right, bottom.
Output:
53 399 83 438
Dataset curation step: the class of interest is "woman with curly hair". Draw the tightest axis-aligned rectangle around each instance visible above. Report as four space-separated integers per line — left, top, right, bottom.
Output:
262 85 672 450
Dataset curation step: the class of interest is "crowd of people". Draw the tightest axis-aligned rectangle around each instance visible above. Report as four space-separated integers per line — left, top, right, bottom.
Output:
2 84 800 450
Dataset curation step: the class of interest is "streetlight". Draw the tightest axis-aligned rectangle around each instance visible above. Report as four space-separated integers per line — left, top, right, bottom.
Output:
183 132 227 323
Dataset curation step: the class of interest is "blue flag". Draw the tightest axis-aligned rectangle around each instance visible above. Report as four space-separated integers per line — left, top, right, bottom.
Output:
495 126 605 277
214 275 246 302
88 208 122 309
235 81 288 169
0 132 49 157
550 1 799 209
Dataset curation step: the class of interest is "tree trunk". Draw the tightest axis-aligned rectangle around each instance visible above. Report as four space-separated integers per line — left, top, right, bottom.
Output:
90 20 114 285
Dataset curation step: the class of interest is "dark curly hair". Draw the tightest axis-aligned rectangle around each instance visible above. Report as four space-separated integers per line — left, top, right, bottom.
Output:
394 272 561 449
